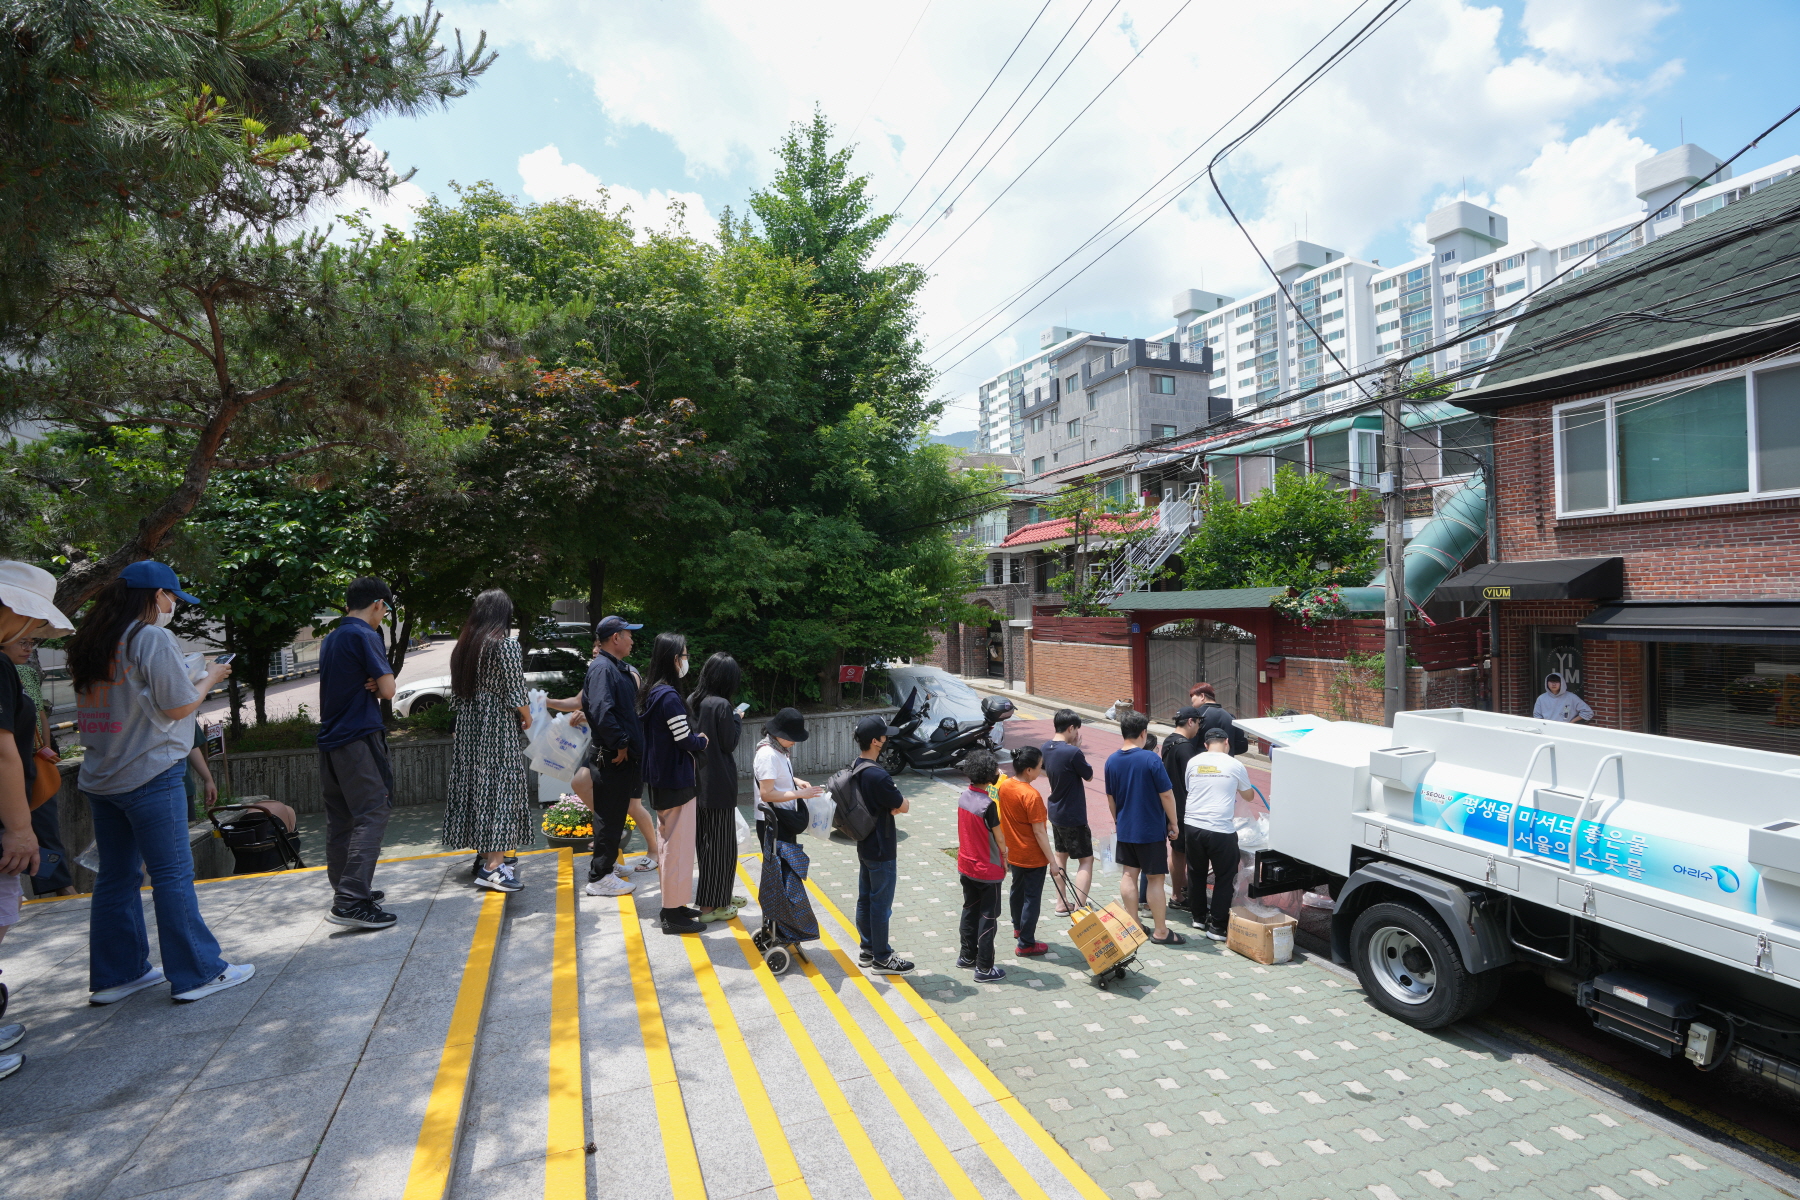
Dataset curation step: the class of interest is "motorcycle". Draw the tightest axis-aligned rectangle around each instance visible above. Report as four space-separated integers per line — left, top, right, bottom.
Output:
878 686 1015 775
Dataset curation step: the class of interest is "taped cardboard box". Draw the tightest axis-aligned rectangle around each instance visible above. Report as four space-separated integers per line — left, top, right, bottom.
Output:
1227 904 1297 965
1070 901 1148 975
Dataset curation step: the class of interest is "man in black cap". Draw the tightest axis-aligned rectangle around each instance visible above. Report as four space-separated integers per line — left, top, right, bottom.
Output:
318 576 399 929
849 714 913 975
583 614 645 897
1160 706 1206 912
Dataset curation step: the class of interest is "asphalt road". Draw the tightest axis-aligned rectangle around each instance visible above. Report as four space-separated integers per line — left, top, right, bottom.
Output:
195 637 461 725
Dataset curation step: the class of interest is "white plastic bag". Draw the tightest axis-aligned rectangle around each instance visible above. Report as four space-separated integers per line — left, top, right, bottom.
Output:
736 808 753 847
528 712 590 782
523 689 552 759
1233 813 1271 850
1093 832 1120 875
802 790 838 841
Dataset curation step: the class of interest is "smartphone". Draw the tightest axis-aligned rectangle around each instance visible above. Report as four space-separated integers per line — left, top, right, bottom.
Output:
214 653 236 665
733 702 750 717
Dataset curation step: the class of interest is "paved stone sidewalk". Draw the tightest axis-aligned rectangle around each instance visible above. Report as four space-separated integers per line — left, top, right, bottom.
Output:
802 771 1788 1200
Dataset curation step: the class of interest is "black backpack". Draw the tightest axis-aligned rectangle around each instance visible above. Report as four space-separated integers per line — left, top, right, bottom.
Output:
827 758 878 841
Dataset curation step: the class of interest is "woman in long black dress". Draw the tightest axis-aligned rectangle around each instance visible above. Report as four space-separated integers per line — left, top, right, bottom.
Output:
441 589 535 892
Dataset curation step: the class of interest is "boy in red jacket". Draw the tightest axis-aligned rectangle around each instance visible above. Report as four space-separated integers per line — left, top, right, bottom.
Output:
955 750 1008 981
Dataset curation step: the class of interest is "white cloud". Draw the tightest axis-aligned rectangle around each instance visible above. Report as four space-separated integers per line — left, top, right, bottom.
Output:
443 0 1682 420
516 144 716 241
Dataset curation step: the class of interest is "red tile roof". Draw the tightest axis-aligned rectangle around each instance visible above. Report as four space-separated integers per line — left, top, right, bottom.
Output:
999 509 1157 549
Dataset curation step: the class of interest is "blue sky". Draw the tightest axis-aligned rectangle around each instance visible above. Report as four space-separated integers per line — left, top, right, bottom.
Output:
357 0 1800 433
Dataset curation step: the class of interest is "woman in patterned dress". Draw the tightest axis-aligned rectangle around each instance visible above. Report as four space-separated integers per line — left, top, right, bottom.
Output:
442 589 535 893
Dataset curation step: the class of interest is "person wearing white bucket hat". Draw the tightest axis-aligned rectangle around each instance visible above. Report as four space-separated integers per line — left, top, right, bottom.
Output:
65 562 253 1009
0 560 72 1082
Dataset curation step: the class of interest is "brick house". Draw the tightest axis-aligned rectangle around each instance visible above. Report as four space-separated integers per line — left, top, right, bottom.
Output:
1444 169 1800 753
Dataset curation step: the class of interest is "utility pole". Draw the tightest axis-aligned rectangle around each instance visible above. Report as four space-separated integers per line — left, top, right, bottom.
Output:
1381 363 1407 727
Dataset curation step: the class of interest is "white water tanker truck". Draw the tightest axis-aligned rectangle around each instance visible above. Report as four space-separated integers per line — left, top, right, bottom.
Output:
1237 708 1800 1097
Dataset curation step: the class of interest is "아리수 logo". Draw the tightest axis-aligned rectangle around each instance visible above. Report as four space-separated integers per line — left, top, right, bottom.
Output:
1673 863 1741 893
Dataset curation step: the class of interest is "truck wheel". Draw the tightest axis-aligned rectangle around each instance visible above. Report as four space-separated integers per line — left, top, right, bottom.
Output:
1350 900 1497 1029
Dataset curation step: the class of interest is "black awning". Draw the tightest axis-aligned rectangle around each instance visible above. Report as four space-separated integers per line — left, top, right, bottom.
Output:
1437 557 1623 603
1580 602 1800 645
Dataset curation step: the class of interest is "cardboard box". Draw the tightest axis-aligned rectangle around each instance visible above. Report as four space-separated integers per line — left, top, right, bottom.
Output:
1227 904 1297 965
1070 901 1148 975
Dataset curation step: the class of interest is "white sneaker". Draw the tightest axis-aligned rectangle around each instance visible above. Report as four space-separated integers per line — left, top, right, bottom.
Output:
90 966 166 1006
173 963 256 1003
0 1023 21 1052
0 1052 21 1081
585 874 635 897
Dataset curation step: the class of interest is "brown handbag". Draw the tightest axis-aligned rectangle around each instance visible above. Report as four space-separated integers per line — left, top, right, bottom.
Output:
28 729 60 810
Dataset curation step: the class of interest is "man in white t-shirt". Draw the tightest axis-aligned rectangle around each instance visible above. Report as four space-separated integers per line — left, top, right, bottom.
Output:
1182 729 1256 941
752 707 823 839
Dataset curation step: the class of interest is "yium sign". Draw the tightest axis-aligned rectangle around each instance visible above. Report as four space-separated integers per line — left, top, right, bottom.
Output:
1412 765 1760 915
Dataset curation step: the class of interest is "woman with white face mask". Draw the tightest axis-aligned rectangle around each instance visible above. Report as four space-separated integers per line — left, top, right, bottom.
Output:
636 632 708 934
64 561 250 1005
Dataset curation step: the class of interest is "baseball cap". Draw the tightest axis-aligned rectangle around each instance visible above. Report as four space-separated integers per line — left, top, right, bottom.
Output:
855 714 901 742
0 561 73 634
1174 705 1204 724
594 614 644 638
119 560 199 605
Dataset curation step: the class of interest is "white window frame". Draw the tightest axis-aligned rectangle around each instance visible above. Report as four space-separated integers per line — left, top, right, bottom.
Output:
1551 354 1800 517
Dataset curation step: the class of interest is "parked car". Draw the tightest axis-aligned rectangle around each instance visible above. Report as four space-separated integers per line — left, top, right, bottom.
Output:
392 647 588 717
882 664 1009 756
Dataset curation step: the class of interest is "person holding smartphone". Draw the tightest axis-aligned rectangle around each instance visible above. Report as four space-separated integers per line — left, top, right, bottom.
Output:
687 652 746 923
316 579 399 927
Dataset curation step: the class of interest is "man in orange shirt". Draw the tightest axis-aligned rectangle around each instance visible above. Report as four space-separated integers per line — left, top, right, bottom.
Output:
996 746 1063 957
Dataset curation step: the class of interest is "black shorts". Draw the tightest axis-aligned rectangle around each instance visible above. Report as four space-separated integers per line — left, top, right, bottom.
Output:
1052 823 1094 860
1114 839 1169 875
649 785 696 811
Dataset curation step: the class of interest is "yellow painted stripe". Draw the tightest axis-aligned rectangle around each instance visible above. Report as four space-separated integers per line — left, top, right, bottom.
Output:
545 849 586 1198
401 887 505 1200
806 878 1113 1200
723 915 903 1200
619 892 705 1198
681 931 810 1199
733 863 985 1200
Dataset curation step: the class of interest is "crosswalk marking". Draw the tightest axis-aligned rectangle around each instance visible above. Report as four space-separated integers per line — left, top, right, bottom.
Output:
680 929 811 1199
721 916 905 1199
544 849 586 1199
619 892 705 1198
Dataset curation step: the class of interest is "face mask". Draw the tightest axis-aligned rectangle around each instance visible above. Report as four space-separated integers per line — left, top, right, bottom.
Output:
677 656 690 679
153 596 175 629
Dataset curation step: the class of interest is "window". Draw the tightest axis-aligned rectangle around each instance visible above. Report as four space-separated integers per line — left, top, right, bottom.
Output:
1153 424 1177 439
1031 456 1045 475
1374 277 1398 292
1501 279 1525 296
1323 329 1343 342
1066 418 1081 439
1757 363 1800 490
1617 382 1747 504
1030 415 1045 434
1238 455 1273 496
1150 373 1175 395
1377 320 1400 334
1066 373 1080 394
1104 478 1126 505
1312 430 1350 487
1320 309 1343 324
1457 267 1488 291
1086 393 1095 411
1439 250 1457 262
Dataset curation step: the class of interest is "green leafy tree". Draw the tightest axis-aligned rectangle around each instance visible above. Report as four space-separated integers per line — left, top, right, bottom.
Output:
1042 484 1158 615
1183 466 1381 591
0 0 492 315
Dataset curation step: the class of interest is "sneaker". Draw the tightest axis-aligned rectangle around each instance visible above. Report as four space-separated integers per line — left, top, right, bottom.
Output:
473 854 517 877
1204 927 1227 942
871 956 915 975
173 963 255 1003
585 874 635 897
369 890 385 902
660 908 706 935
0 1023 21 1053
90 967 165 1006
0 1053 21 1081
1168 897 1190 913
955 956 977 969
859 950 875 966
325 900 398 930
474 864 522 893
1015 941 1049 957
974 966 1007 982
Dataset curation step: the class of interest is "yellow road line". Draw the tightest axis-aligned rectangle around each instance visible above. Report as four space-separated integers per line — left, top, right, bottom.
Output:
619 892 705 1198
545 849 586 1198
401 887 505 1200
733 863 985 1200
807 878 1112 1200
723 916 903 1200
681 930 811 1199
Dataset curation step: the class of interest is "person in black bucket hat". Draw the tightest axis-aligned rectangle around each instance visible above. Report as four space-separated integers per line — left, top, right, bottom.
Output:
764 707 809 744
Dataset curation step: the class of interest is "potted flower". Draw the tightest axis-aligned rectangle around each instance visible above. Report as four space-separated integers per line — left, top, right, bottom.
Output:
541 796 595 850
1723 673 1780 713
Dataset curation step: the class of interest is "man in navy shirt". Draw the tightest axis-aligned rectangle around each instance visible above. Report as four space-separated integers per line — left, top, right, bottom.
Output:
1040 709 1093 914
318 577 398 929
850 715 913 975
1104 711 1182 945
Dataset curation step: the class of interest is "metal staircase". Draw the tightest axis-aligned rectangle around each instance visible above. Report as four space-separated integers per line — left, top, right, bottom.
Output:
1093 485 1197 602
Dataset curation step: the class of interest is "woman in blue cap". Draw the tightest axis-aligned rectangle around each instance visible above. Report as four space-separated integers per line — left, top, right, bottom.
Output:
64 562 251 1004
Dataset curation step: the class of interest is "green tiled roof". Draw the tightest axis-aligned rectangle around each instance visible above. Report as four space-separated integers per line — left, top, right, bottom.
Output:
1102 588 1287 611
1455 172 1800 409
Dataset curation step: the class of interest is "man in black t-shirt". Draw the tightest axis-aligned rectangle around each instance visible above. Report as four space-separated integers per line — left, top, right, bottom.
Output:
851 715 912 975
1160 707 1205 911
317 578 398 931
1041 709 1094 914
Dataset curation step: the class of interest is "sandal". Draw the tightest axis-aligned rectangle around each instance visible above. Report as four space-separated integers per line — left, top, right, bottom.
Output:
631 856 659 873
1149 930 1188 946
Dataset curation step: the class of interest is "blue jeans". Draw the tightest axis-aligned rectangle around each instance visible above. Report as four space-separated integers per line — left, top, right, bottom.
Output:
86 762 227 995
856 857 897 961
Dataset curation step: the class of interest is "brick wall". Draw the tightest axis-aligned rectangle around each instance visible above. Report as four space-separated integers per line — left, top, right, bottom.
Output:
1272 657 1484 723
1028 639 1133 710
1493 600 1644 729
